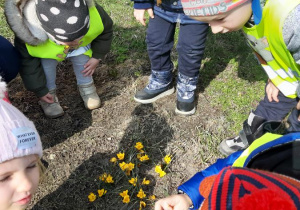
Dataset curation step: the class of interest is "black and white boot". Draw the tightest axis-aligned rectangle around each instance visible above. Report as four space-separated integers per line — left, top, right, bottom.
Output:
218 111 266 156
218 111 284 156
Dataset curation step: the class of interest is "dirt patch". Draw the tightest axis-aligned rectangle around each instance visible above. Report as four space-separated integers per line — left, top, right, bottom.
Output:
8 57 225 209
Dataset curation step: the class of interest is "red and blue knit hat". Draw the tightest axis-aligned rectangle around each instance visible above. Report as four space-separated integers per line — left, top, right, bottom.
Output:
199 167 300 209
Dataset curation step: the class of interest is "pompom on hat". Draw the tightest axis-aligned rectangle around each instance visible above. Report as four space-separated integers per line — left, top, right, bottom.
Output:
181 0 249 17
0 77 42 163
35 0 90 42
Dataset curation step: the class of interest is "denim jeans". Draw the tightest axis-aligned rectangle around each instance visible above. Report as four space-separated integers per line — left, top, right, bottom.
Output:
146 14 208 77
145 15 208 100
41 54 93 91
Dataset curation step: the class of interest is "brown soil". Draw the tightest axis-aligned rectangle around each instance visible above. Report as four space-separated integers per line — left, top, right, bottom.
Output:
9 57 225 210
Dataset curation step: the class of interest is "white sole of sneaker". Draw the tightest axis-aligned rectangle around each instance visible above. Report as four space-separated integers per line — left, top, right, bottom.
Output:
175 107 196 116
133 87 175 104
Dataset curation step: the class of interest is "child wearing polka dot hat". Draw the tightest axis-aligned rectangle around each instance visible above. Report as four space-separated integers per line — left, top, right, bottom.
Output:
36 0 90 42
5 0 113 118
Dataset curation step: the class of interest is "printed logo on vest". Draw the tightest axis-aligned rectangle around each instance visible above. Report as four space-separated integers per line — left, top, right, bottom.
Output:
12 127 37 150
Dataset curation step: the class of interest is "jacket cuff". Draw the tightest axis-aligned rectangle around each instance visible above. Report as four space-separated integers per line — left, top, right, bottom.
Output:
134 2 153 9
35 87 49 98
178 172 206 209
92 52 106 60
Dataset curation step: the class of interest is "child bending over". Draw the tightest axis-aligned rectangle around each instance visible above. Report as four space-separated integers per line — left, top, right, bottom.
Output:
181 0 300 155
5 0 113 118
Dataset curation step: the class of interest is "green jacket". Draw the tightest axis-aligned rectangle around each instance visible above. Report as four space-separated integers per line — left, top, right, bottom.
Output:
14 4 113 97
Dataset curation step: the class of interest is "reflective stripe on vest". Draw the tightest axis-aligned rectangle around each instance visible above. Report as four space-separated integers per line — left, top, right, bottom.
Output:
232 132 282 167
243 0 300 98
26 6 104 62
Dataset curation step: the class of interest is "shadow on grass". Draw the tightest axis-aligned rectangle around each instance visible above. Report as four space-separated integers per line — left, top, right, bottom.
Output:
108 25 267 101
32 104 174 210
197 30 267 92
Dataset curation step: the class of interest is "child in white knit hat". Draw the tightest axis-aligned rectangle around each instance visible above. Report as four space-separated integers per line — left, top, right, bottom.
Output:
0 77 43 209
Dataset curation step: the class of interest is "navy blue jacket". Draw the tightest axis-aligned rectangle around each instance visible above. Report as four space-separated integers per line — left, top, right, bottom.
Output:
132 0 205 24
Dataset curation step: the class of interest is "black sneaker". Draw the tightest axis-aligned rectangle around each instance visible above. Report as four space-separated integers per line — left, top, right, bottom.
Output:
218 136 247 156
175 100 196 116
134 86 175 104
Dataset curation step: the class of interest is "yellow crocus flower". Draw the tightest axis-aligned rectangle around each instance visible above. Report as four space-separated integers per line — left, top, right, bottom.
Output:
135 142 144 150
106 174 114 183
159 170 166 177
142 178 150 185
164 155 172 164
110 157 117 163
149 195 156 200
137 188 146 199
99 173 107 181
117 152 125 160
155 165 163 173
120 190 128 197
123 195 130 203
139 154 150 162
98 189 107 197
139 201 146 210
129 177 137 186
119 162 128 171
127 162 135 171
88 192 96 202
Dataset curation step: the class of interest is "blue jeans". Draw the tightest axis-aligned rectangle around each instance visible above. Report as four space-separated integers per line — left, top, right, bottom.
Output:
41 54 93 91
0 36 20 83
145 15 208 101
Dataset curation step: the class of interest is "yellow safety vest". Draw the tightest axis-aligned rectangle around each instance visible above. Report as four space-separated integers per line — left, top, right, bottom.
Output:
232 132 282 167
26 6 104 62
243 0 300 98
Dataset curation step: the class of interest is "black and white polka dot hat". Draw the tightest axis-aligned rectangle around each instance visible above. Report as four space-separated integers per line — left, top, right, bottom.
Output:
36 0 90 42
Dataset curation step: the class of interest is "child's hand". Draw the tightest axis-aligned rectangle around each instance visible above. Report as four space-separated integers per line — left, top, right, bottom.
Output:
154 194 192 210
266 80 279 102
40 93 54 103
82 58 99 77
133 8 154 26
296 101 300 121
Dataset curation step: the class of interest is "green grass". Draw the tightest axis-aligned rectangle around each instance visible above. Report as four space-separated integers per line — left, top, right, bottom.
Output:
201 31 267 133
0 2 13 41
104 0 148 64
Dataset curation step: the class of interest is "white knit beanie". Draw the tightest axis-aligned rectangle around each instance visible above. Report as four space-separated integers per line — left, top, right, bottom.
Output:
0 77 42 163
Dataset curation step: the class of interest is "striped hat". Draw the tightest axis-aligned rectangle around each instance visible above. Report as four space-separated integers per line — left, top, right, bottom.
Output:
181 0 249 16
199 167 300 209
